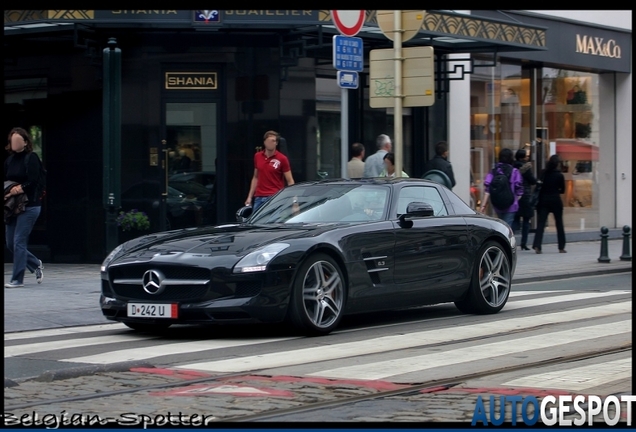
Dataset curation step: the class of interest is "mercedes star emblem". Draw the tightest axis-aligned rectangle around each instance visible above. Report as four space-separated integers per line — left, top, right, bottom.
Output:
142 269 165 295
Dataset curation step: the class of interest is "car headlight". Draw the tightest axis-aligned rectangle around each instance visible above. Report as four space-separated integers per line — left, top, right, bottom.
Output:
233 243 290 273
101 244 124 272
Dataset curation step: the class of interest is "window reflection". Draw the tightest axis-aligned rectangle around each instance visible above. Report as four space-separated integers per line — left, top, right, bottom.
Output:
470 60 600 230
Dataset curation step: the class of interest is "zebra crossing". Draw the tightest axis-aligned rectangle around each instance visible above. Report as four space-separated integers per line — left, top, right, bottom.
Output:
4 289 632 392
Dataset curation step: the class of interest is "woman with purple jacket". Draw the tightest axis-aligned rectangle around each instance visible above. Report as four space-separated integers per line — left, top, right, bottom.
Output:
479 148 524 227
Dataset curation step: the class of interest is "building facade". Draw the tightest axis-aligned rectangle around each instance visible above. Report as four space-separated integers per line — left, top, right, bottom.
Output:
3 10 631 263
467 10 632 233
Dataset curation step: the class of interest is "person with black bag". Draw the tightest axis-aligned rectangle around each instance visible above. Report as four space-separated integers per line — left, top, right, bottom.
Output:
4 127 45 288
512 148 537 250
480 148 524 228
532 154 567 254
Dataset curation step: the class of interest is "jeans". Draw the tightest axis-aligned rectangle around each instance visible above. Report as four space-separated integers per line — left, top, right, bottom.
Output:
252 196 272 213
5 206 41 283
512 213 531 247
495 211 515 228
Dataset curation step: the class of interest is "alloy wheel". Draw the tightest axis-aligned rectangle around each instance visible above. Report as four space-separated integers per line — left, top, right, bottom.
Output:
301 260 344 329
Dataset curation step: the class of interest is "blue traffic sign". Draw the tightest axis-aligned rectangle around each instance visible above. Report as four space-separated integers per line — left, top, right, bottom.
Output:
337 71 359 89
332 35 364 72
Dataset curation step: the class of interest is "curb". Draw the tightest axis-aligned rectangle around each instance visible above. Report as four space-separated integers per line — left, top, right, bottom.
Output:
513 267 632 284
10 361 156 385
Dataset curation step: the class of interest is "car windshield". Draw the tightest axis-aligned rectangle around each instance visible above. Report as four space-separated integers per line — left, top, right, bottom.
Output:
249 184 390 224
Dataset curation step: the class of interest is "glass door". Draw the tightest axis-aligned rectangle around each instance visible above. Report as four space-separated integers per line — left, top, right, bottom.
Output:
162 102 218 230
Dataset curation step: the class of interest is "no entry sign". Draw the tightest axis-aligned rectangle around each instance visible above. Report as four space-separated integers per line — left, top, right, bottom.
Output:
331 10 365 37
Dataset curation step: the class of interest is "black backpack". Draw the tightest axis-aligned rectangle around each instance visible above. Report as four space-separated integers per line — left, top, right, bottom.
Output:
489 164 514 209
9 152 47 200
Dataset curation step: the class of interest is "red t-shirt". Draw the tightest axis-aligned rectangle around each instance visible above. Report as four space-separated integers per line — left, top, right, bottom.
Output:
254 150 291 197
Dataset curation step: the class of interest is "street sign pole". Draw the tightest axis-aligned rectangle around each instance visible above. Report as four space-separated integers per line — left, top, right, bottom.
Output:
341 87 348 178
331 19 364 179
393 11 403 178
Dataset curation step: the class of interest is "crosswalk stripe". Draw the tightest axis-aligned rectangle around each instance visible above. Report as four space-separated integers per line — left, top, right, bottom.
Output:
59 336 298 364
309 321 631 380
502 358 632 391
505 290 630 309
175 300 631 373
11 291 630 362
509 290 569 297
5 334 161 357
4 323 126 342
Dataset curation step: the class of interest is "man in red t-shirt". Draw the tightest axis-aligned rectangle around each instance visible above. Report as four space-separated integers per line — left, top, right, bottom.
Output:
245 130 295 211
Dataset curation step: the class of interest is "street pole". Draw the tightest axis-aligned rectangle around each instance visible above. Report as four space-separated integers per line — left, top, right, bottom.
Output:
393 11 403 178
103 38 122 254
341 87 349 178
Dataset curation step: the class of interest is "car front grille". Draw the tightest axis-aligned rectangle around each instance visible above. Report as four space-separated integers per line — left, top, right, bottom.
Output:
109 264 212 302
107 264 262 302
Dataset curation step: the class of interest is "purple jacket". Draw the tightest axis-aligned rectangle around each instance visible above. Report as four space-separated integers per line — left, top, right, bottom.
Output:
484 163 524 213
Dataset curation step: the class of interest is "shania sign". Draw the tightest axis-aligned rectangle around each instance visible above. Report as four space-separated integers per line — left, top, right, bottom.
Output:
576 34 622 58
165 72 218 90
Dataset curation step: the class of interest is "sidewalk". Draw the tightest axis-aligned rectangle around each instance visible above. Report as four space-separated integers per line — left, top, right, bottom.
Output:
4 239 631 333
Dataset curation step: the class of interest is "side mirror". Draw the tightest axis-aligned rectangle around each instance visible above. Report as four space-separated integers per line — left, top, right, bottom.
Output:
399 202 434 227
236 206 253 223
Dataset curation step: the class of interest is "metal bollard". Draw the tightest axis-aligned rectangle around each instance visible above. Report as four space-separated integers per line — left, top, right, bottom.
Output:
598 226 611 263
620 225 632 261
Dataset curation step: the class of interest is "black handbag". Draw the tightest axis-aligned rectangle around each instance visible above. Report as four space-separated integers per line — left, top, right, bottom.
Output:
530 171 545 210
530 182 541 210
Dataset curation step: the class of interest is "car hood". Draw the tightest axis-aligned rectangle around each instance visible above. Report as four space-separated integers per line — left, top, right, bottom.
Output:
112 223 339 263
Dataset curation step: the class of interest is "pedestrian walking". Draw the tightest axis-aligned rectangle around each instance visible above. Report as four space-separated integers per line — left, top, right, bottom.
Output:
379 152 409 178
480 148 524 227
512 148 537 250
532 154 567 254
422 141 456 189
245 130 294 212
346 142 365 178
4 127 45 288
362 134 392 178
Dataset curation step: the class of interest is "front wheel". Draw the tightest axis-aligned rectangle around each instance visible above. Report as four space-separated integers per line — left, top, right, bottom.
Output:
455 241 511 314
287 253 346 336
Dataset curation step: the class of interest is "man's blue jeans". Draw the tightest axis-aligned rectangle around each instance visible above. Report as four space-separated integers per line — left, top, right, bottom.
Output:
495 211 515 229
252 196 272 213
5 206 41 283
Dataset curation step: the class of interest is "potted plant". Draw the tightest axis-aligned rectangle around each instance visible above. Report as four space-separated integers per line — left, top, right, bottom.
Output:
116 209 150 232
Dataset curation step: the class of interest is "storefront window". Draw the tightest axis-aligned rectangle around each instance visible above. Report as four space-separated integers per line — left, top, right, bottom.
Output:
538 68 600 231
471 62 601 230
469 60 530 212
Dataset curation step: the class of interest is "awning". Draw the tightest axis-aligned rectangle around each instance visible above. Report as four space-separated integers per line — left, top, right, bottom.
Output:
556 139 599 161
5 10 548 54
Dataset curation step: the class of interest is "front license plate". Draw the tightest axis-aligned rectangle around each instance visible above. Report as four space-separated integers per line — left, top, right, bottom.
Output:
127 303 178 319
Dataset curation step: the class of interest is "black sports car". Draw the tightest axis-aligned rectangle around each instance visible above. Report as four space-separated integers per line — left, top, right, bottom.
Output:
100 178 516 335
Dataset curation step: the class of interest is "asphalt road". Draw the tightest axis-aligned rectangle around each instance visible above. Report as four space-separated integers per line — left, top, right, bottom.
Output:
4 272 632 424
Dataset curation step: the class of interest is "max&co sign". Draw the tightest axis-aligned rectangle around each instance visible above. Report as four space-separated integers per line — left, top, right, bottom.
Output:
575 34 622 58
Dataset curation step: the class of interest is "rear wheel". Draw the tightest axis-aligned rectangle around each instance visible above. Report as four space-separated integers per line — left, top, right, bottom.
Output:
124 322 172 333
287 253 346 336
455 241 511 314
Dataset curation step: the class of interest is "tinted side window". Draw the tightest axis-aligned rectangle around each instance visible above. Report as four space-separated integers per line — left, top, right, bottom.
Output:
444 189 477 215
396 186 448 217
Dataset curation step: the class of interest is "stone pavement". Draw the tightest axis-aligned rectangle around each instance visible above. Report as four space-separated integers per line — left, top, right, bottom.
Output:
3 236 632 333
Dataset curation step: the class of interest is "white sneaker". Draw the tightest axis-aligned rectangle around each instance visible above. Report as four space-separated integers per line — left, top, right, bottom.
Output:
35 260 44 284
5 280 24 288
